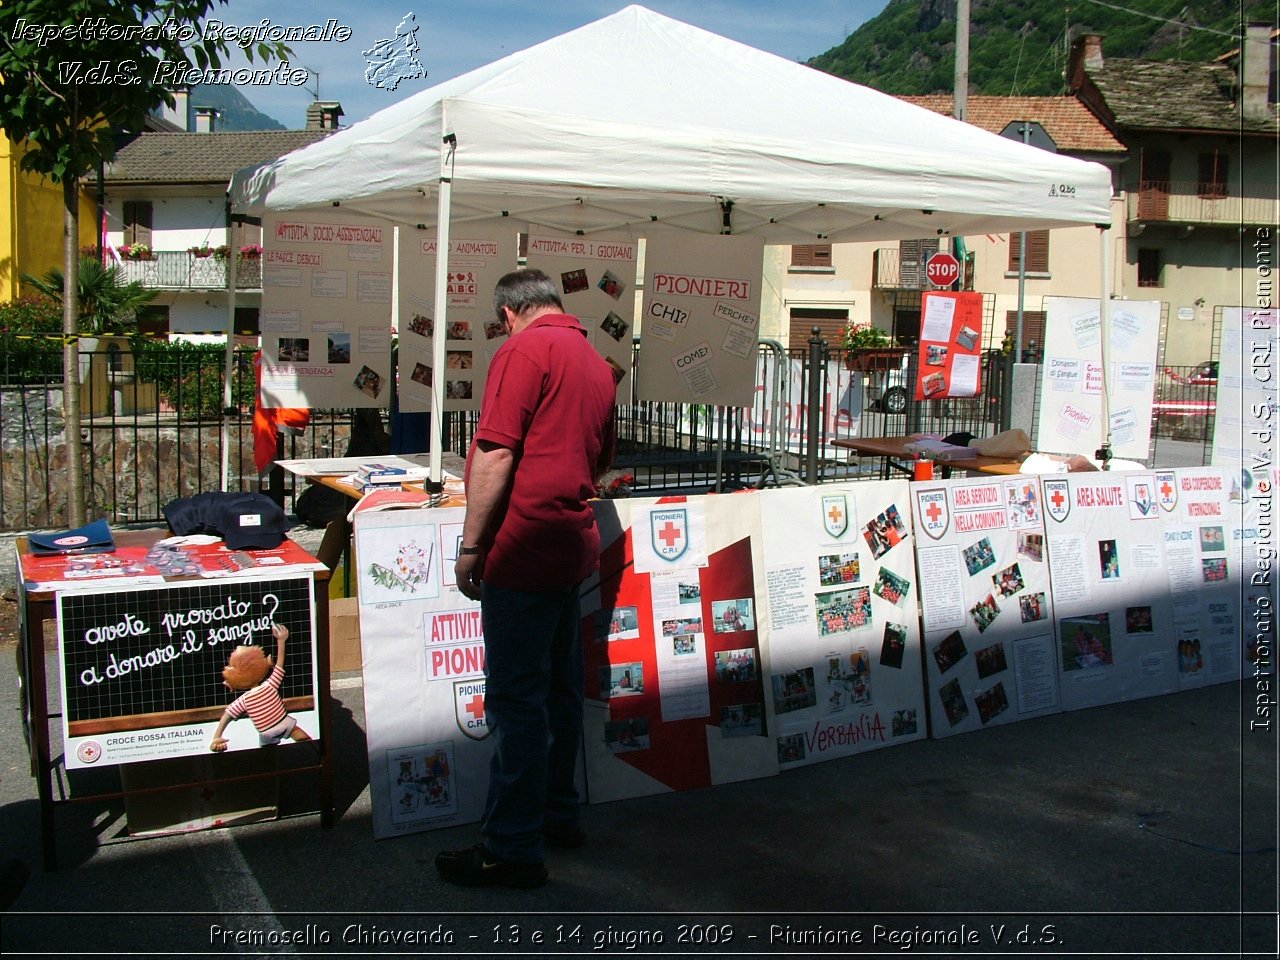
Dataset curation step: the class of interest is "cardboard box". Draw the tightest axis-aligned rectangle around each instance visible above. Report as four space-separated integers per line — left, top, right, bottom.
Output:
330 596 363 673
122 753 279 836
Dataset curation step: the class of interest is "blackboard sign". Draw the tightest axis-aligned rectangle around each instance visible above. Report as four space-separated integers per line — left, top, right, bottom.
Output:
57 573 316 768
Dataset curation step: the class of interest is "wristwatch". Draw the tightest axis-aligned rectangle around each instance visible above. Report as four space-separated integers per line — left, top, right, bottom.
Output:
458 545 482 556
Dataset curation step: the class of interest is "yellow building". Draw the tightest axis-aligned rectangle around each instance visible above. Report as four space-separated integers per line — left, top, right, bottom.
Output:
0 134 98 302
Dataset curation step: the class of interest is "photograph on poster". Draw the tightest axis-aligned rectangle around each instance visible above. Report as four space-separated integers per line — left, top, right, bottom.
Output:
938 678 969 726
327 333 351 364
826 665 871 712
1019 592 1048 623
595 605 640 641
678 580 701 604
975 641 1009 679
815 585 872 635
963 537 996 575
956 325 980 351
1098 539 1120 579
893 708 918 737
873 566 911 606
926 344 949 367
604 716 650 752
389 745 455 824
661 615 703 637
772 667 817 714
1201 557 1228 582
711 598 755 633
923 370 947 398
880 622 906 668
778 733 806 763
993 562 1025 598
1125 605 1153 633
720 703 763 737
278 337 309 362
1178 638 1204 674
714 648 758 683
446 381 472 400
599 269 625 300
1199 526 1225 552
446 351 473 369
354 366 383 399
673 636 697 656
561 268 589 294
969 593 1001 633
410 363 432 387
1017 532 1044 562
484 320 506 340
976 682 1010 724
818 552 861 586
601 663 645 697
862 505 909 559
1061 614 1113 671
1007 482 1040 527
447 321 472 340
408 313 432 337
932 629 968 673
600 312 630 342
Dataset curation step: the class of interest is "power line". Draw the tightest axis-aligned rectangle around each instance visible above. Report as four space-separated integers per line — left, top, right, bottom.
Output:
1077 0 1240 39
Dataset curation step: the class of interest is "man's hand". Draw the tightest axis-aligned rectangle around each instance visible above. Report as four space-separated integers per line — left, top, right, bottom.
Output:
455 547 486 601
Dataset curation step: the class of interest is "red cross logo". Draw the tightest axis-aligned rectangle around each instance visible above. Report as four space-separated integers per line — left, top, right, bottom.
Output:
1050 489 1066 510
1160 481 1173 500
464 694 485 720
925 501 942 523
827 504 843 526
658 521 682 548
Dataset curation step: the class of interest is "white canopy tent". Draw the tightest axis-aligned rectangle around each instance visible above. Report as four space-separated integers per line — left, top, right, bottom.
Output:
228 4 1116 479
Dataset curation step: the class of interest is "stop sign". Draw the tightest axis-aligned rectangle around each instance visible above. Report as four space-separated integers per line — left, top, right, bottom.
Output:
925 252 961 287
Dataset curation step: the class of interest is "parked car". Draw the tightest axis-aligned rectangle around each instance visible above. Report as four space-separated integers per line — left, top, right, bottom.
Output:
1163 361 1217 387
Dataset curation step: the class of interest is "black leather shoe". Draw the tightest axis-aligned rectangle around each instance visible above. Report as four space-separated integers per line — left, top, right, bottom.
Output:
435 843 548 888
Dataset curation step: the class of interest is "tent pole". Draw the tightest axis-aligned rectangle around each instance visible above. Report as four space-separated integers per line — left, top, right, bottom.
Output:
429 131 457 484
1097 226 1112 469
221 196 238 491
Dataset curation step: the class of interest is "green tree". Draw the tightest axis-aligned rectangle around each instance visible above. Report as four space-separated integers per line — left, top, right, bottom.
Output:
22 258 157 335
0 0 288 525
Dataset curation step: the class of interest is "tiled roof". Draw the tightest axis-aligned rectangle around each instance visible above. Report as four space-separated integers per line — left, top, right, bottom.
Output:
897 95 1127 153
103 130 332 184
1086 58 1276 134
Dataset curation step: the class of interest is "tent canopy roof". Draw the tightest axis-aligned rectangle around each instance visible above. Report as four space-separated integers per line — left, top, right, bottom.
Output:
230 5 1113 242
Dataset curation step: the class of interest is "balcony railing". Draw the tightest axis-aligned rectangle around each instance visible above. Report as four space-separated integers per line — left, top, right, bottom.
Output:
1128 180 1278 228
114 251 263 290
873 248 973 291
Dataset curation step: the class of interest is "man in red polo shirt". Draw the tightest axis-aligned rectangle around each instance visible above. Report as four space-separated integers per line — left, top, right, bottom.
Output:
436 268 616 888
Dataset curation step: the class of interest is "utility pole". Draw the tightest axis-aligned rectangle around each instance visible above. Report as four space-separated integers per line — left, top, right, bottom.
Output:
954 0 970 121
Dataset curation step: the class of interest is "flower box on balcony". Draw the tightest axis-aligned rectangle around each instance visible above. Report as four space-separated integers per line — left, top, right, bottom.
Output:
845 348 903 373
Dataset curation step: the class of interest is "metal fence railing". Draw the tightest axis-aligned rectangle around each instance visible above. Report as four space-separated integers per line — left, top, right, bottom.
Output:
0 341 1211 531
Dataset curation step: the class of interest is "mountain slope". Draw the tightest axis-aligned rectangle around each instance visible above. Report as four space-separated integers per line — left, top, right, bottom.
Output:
809 0 1272 95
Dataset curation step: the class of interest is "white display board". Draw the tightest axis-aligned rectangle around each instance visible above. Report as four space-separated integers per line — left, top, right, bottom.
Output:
636 234 764 407
1044 472 1183 711
912 476 1060 737
259 213 393 409
525 229 638 397
1036 297 1161 460
580 493 778 803
758 481 927 767
354 506 494 838
397 228 517 413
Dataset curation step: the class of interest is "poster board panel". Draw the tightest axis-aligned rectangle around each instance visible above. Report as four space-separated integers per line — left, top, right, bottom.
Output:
354 506 495 838
580 494 777 804
397 228 518 413
912 476 1060 737
758 481 927 767
636 234 764 407
916 292 984 400
1035 297 1160 460
260 213 393 409
57 574 318 769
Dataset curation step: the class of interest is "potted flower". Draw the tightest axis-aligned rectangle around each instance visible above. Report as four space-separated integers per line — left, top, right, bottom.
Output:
117 242 154 261
188 243 215 258
840 321 898 371
238 243 263 260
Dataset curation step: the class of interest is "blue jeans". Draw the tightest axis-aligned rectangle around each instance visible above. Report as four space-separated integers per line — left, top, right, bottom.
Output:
479 581 584 864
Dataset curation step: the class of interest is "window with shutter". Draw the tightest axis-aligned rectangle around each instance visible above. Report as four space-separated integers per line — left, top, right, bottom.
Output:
789 307 848 345
1004 310 1046 350
1137 249 1162 287
790 244 833 270
1196 152 1229 199
1007 230 1049 274
123 201 153 247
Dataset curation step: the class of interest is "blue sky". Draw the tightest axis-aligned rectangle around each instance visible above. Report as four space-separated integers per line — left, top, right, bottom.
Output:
220 0 889 127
